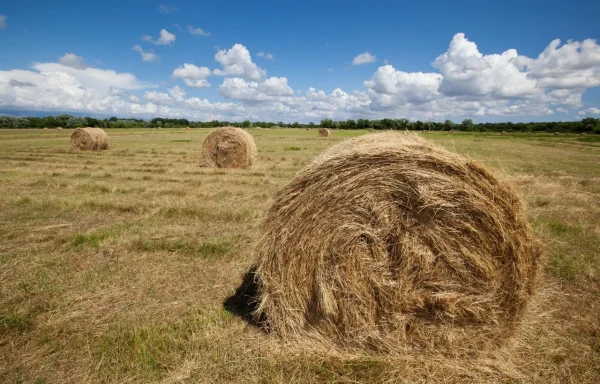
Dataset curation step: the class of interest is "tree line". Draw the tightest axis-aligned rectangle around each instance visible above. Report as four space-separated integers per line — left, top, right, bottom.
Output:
0 114 598 133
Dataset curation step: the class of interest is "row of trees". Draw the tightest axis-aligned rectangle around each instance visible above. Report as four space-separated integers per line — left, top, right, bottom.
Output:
0 114 598 133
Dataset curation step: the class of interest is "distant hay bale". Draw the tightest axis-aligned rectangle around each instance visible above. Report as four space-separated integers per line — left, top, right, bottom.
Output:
42 127 48 130
580 132 588 136
186 127 191 131
501 131 507 135
70 127 109 151
318 128 330 137
56 127 63 130
306 128 310 131
201 127 257 168
448 129 453 133
554 132 561 136
252 132 541 354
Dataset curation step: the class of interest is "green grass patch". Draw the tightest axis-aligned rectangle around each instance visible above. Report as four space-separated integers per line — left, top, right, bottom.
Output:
169 139 191 143
284 146 302 151
0 311 32 333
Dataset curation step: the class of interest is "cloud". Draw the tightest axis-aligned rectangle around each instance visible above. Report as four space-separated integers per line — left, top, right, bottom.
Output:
169 85 186 102
433 33 538 98
159 5 178 14
219 77 293 101
142 29 176 45
172 63 211 88
132 45 159 62
0 57 164 116
9 79 35 87
257 52 274 59
524 38 600 89
352 52 377 65
581 107 600 115
365 65 442 105
0 15 6 29
328 68 333 73
213 44 266 81
58 53 87 69
1 33 600 123
188 25 210 36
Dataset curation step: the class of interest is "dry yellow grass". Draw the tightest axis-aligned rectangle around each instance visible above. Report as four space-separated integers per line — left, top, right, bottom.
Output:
0 128 599 383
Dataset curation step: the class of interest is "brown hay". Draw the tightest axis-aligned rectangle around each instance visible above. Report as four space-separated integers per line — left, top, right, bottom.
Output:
42 128 48 130
70 127 109 151
554 132 560 136
56 127 63 130
201 127 257 168
318 128 330 137
501 131 507 135
580 132 588 136
253 132 541 354
186 127 191 131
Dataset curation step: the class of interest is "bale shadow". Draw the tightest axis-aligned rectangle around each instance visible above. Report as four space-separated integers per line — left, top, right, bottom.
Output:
223 265 268 330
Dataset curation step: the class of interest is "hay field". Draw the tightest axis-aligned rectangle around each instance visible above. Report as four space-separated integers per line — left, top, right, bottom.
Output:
1 128 599 383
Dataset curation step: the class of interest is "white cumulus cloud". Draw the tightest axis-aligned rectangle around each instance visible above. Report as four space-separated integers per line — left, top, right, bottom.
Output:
58 53 86 69
433 33 539 98
352 52 377 65
188 25 210 36
365 65 442 105
142 29 176 45
172 63 211 88
219 77 293 101
132 45 159 62
213 44 266 81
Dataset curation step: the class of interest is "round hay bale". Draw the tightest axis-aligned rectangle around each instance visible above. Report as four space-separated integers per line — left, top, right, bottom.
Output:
253 132 541 353
186 127 191 131
305 128 310 131
554 132 560 136
580 132 588 136
70 127 109 151
501 131 507 135
42 127 48 130
201 127 257 168
318 128 330 137
56 127 63 130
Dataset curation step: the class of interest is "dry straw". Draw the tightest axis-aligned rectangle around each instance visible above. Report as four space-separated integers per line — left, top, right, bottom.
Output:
56 127 63 130
70 127 109 151
253 132 541 354
318 128 330 137
201 127 257 168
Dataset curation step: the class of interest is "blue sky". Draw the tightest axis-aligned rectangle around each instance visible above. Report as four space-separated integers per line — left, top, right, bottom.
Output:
1 0 599 122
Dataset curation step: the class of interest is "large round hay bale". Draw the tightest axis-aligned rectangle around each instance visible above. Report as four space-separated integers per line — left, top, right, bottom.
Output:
201 127 257 168
70 127 109 151
318 128 330 137
56 127 63 130
253 132 541 353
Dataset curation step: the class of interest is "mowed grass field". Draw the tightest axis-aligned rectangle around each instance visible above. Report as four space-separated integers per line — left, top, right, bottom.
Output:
1 128 599 383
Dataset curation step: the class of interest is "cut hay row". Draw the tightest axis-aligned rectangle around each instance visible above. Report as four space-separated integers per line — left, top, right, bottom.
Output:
70 127 109 151
201 127 257 168
252 132 542 354
318 128 330 137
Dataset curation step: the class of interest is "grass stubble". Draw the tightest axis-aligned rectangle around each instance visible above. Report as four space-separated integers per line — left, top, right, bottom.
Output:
0 128 598 383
